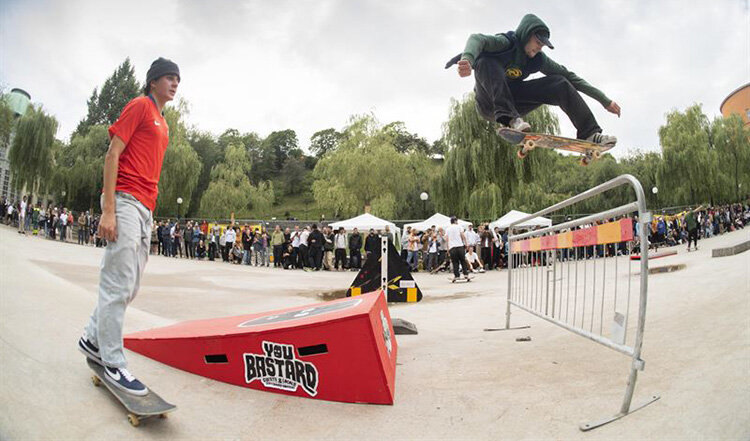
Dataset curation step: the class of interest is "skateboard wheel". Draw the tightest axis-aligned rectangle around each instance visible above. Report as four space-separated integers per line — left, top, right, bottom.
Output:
523 139 535 152
593 150 602 159
517 149 527 159
159 414 168 419
580 157 590 166
128 414 140 427
91 376 101 387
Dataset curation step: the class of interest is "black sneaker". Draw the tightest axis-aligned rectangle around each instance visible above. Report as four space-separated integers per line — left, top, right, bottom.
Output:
103 366 149 396
78 336 102 364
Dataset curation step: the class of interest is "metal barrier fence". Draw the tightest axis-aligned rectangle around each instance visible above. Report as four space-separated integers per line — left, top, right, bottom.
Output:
504 174 659 431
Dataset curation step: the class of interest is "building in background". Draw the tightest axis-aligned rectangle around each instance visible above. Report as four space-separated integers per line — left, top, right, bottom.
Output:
0 88 32 202
720 83 750 126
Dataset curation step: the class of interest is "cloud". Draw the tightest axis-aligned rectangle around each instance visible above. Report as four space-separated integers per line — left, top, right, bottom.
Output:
1 0 747 157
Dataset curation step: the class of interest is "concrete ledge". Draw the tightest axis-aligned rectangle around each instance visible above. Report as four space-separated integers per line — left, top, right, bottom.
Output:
712 239 750 257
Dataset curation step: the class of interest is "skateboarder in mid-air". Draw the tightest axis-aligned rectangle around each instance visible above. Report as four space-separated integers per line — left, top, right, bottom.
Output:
446 14 620 146
78 58 180 396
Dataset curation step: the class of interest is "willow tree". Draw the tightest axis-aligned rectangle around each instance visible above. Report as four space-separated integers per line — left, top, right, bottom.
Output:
199 143 275 218
8 105 58 196
712 113 750 203
658 104 714 206
156 100 202 217
433 94 559 220
54 124 110 210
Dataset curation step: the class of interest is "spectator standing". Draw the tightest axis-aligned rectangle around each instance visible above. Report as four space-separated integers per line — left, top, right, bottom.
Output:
308 224 324 270
299 226 310 269
271 225 284 268
334 227 347 270
406 229 419 271
242 225 253 265
365 228 379 258
322 226 334 270
18 195 27 234
400 226 411 261
348 227 362 270
224 225 236 262
290 226 301 268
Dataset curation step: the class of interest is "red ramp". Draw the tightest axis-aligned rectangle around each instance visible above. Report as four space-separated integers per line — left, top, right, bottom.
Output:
124 291 397 404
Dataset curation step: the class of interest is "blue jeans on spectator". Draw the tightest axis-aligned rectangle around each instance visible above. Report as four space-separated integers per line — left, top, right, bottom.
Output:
407 250 418 271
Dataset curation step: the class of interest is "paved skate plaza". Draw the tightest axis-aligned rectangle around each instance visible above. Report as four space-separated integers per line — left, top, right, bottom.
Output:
1 225 748 440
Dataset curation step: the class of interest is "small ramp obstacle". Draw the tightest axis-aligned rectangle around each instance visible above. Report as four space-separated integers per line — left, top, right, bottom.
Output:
348 237 423 303
124 291 398 404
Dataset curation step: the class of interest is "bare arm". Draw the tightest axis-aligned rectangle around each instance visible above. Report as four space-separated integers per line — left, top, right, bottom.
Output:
98 135 127 242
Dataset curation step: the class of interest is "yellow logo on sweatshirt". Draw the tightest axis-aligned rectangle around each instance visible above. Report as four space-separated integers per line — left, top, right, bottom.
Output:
505 67 522 79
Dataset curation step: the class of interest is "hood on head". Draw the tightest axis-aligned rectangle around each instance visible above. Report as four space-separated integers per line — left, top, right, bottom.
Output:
515 13 552 47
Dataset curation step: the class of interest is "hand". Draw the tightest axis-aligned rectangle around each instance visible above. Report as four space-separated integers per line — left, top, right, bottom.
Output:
606 101 621 117
98 211 117 242
457 59 472 77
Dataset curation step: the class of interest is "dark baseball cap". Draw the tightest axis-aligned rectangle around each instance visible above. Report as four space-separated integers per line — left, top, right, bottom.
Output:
535 30 554 49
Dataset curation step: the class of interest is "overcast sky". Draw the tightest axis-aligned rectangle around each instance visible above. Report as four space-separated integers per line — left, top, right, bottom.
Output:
1 0 748 157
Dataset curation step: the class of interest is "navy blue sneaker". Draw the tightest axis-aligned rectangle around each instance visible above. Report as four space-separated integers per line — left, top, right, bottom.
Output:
103 366 149 396
78 336 102 364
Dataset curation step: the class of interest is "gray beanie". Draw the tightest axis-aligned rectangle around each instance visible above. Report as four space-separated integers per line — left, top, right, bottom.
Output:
146 57 180 86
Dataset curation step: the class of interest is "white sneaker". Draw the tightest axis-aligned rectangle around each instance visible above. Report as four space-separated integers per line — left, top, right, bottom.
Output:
510 118 531 132
586 132 617 146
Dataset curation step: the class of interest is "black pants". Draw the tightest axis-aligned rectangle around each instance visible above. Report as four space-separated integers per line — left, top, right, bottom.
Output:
310 247 323 269
273 245 283 267
688 229 698 248
291 247 299 268
449 247 469 278
480 247 491 269
473 57 601 140
334 249 346 269
299 245 309 268
349 249 361 269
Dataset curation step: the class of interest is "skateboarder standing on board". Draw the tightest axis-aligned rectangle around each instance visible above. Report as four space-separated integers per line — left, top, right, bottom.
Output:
446 14 620 146
446 216 471 281
78 58 180 396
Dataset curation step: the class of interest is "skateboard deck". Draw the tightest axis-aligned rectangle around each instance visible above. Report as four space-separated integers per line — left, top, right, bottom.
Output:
497 128 613 165
448 276 473 283
87 358 176 427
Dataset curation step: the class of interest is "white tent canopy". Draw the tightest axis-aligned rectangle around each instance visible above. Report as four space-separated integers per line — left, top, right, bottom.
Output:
403 213 472 232
329 213 400 233
489 210 551 230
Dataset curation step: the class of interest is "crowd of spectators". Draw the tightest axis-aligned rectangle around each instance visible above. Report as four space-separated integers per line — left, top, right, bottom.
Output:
3 194 748 272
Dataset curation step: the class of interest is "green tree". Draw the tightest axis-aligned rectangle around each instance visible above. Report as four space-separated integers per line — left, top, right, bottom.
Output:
185 130 221 217
382 121 432 155
0 91 16 148
54 124 109 210
658 104 715 206
312 114 432 219
8 105 58 196
433 94 559 220
309 128 342 158
199 143 275 218
74 58 140 137
156 100 202 217
620 150 663 209
712 113 750 203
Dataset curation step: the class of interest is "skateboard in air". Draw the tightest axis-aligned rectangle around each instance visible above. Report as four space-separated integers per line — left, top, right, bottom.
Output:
87 358 176 427
497 128 614 166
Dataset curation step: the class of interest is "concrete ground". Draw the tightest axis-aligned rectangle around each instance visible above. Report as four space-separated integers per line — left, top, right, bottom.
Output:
0 224 748 440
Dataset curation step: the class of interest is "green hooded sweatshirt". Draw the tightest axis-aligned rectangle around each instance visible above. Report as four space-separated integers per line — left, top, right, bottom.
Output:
460 14 611 107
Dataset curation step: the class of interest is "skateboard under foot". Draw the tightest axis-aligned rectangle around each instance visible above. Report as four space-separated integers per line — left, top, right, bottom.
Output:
498 128 614 166
87 358 176 427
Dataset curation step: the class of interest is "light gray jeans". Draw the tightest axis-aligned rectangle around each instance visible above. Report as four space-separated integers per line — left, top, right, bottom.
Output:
85 192 152 368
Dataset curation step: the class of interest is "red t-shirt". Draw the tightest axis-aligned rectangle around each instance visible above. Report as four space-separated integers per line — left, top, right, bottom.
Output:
108 96 169 212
